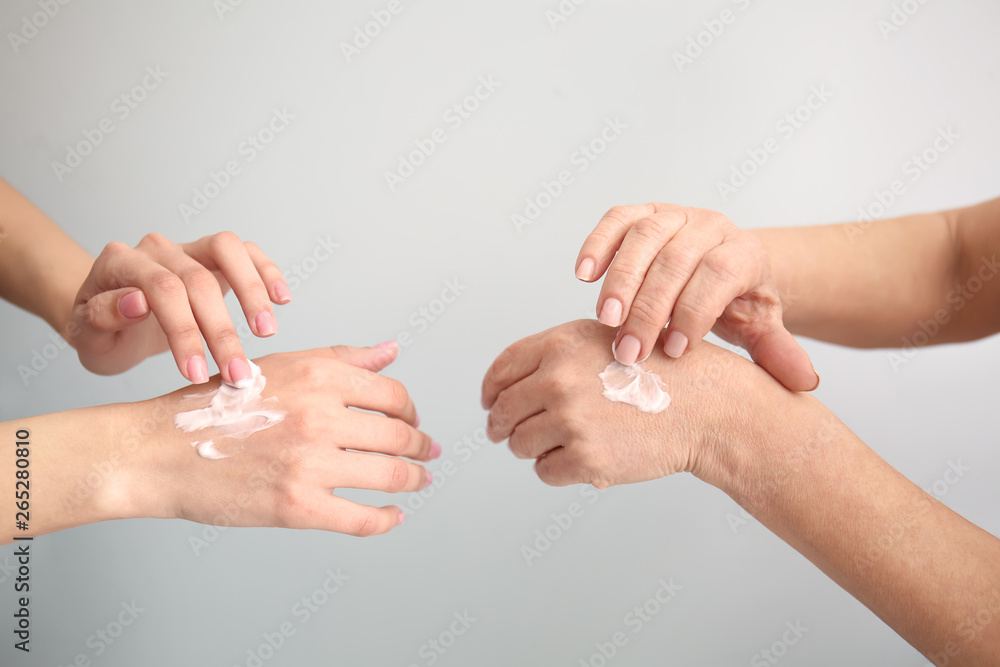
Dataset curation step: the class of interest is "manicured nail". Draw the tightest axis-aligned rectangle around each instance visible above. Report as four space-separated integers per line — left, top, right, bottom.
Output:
228 358 252 387
615 335 641 366
119 290 148 319
397 511 406 525
424 471 434 488
374 340 399 351
576 258 596 282
187 355 209 384
599 298 623 327
809 373 821 392
273 281 292 303
255 311 277 336
664 331 688 359
429 441 442 460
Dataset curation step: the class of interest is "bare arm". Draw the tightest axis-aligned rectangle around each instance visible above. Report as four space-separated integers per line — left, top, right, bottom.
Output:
754 197 1000 347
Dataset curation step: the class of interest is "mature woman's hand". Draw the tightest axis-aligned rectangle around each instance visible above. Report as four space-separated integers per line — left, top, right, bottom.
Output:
481 319 822 491
29 343 440 539
575 203 818 392
69 231 291 386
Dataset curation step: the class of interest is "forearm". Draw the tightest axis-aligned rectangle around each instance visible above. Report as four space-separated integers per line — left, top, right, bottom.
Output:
0 177 93 333
2 404 136 544
717 394 1000 664
753 198 1000 347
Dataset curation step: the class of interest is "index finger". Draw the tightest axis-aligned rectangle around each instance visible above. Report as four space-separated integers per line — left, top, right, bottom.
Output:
481 335 544 410
575 203 658 282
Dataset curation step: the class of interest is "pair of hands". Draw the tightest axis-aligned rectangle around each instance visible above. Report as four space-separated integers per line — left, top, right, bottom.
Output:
77 203 816 536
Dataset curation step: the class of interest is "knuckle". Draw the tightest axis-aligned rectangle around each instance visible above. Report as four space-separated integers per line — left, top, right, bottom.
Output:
138 232 170 249
387 420 411 454
704 253 742 285
179 267 220 295
289 409 323 442
626 296 665 329
491 345 519 384
169 320 202 341
632 216 667 241
209 230 242 253
211 326 241 347
150 271 185 296
101 241 131 258
383 378 410 412
349 511 381 537
383 459 411 493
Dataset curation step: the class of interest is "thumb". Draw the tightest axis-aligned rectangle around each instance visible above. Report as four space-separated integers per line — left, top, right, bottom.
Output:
79 288 151 333
328 341 400 373
744 324 819 392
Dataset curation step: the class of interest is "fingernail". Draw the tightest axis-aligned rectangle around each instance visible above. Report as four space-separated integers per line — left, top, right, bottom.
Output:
429 441 442 460
615 335 641 366
228 358 253 387
255 311 278 336
374 340 399 351
424 471 434 489
187 355 209 384
119 291 148 319
599 298 623 327
397 511 406 526
664 331 688 359
273 281 292 303
810 372 821 391
576 258 595 282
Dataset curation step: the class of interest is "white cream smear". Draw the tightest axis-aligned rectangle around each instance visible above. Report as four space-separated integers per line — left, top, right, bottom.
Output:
599 361 671 414
174 360 285 459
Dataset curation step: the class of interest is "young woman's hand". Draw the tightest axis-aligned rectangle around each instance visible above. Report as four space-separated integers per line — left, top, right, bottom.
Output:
69 231 291 386
575 203 818 391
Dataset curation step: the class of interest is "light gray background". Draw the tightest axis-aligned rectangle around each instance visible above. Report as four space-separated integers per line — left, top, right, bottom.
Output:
2 1 999 665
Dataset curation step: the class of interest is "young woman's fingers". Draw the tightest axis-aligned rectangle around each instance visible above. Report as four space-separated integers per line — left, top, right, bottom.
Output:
185 232 278 338
611 219 728 365
243 240 292 304
79 288 151 332
596 209 688 330
331 451 430 494
293 493 403 536
326 342 400 373
575 204 659 282
335 410 434 461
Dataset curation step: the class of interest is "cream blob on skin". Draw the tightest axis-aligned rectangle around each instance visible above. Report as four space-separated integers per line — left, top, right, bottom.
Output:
174 360 285 459
599 359 671 414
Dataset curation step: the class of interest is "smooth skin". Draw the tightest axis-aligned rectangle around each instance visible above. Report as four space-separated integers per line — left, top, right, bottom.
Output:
490 197 1000 665
0 177 291 386
2 343 438 543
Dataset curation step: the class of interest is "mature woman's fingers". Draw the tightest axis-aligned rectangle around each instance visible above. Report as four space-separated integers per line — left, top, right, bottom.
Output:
331 451 429 493
744 324 819 392
338 369 417 425
185 232 278 338
596 209 688 330
335 410 434 461
243 240 292 304
534 446 584 487
575 203 658 282
508 411 565 460
481 335 544 409
486 372 548 443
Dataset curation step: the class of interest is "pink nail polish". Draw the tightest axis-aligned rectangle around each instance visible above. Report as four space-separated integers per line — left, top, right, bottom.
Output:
576 258 596 282
119 291 148 319
429 441 442 460
273 281 292 303
664 331 688 359
255 311 278 336
615 335 641 366
374 340 399 351
187 355 209 384
599 298 623 327
424 471 434 488
228 358 252 387
397 511 406 525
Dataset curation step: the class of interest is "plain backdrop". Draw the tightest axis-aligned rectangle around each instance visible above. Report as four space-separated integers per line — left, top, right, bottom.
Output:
1 1 999 665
